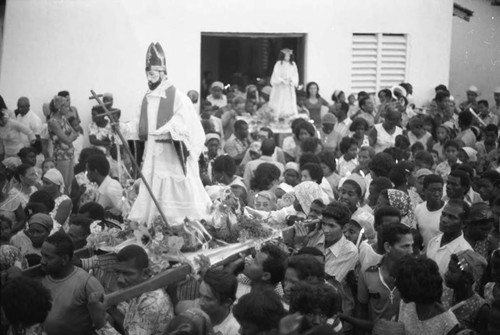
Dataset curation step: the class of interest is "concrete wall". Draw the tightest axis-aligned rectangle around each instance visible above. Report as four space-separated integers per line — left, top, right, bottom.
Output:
0 0 453 133
450 0 500 106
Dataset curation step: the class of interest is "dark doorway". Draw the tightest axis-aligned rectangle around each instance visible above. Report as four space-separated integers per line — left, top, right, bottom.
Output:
201 33 305 98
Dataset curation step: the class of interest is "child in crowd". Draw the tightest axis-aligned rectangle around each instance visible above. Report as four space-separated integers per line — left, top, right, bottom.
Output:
435 140 462 181
407 116 432 147
337 137 358 177
431 124 452 161
41 158 56 177
0 214 13 245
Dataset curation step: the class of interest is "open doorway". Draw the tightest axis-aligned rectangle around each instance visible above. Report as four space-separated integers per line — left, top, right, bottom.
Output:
200 32 306 99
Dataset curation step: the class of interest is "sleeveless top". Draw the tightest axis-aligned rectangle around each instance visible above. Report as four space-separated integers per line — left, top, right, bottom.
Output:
399 301 458 335
374 123 403 153
49 116 75 161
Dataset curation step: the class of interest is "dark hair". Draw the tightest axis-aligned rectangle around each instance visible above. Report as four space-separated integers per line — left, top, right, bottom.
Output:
395 255 442 304
389 161 414 188
339 137 358 155
78 202 105 220
203 269 238 304
449 169 471 190
414 151 434 168
261 138 276 156
259 126 274 138
322 201 351 227
294 121 316 139
297 247 325 260
69 215 93 236
435 90 450 103
15 163 34 182
287 254 325 280
260 243 288 285
411 228 424 252
250 163 281 191
298 152 321 168
1 276 52 329
480 170 500 184
291 117 307 133
300 137 322 154
317 150 336 173
377 223 411 254
234 120 248 132
306 82 320 99
17 146 36 159
357 91 369 101
349 117 370 132
374 206 401 232
289 281 341 318
410 142 425 155
478 99 489 108
57 90 70 98
45 231 74 260
423 174 444 189
28 190 55 213
369 152 395 178
339 101 349 114
117 244 149 270
212 155 236 177
233 290 285 332
435 84 448 92
359 96 370 109
78 147 105 165
484 124 499 135
458 110 474 128
446 198 470 221
86 154 110 176
395 135 410 149
454 163 474 181
301 163 323 184
444 139 461 151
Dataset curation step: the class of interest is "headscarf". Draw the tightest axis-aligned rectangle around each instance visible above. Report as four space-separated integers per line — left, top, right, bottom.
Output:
43 168 65 193
294 181 325 215
343 173 367 198
28 213 54 232
205 133 221 145
387 189 416 228
455 249 487 284
351 210 375 242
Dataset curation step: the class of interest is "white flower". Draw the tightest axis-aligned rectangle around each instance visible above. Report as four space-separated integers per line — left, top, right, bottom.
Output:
90 221 103 234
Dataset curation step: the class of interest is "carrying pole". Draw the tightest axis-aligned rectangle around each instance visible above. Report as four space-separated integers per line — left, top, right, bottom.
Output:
89 90 169 227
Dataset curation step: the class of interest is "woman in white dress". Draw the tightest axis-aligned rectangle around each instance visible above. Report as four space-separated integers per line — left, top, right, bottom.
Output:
269 48 299 120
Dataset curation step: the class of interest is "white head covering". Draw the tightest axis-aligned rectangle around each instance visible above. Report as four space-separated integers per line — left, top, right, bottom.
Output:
293 181 325 215
43 168 65 193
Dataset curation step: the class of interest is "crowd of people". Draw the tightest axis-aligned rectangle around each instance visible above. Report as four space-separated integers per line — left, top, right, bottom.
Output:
1 77 500 335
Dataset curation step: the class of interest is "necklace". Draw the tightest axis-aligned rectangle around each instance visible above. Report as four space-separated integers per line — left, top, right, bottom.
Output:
378 267 397 304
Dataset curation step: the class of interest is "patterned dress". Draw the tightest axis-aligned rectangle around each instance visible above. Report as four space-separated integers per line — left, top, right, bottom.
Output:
449 293 487 332
49 116 74 162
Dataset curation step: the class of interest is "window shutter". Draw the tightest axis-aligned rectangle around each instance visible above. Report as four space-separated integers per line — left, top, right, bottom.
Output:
379 34 407 90
351 33 408 94
351 34 378 94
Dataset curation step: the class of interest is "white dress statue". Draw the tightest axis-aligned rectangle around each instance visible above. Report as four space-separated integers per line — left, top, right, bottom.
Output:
269 48 299 120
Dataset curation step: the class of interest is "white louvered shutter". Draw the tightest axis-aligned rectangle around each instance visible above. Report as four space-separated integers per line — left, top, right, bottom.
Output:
351 33 408 94
379 34 408 90
351 34 378 94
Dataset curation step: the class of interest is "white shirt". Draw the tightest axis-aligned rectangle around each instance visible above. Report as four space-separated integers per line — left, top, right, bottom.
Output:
426 233 472 276
415 202 444 248
325 235 358 282
16 111 43 145
213 312 239 335
97 175 124 216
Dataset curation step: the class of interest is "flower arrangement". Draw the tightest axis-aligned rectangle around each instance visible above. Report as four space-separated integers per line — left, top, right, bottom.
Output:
86 220 128 250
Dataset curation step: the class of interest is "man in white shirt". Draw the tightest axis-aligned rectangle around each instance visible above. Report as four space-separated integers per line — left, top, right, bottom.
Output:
415 174 445 248
426 199 472 276
86 154 123 218
15 97 43 146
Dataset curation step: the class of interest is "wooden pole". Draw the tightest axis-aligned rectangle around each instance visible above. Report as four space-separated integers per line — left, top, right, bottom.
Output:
89 90 170 227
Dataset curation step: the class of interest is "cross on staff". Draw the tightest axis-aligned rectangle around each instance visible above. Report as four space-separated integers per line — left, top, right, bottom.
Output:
89 90 170 227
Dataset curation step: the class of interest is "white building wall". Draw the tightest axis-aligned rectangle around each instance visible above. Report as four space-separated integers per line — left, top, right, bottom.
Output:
0 0 453 134
450 0 500 106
